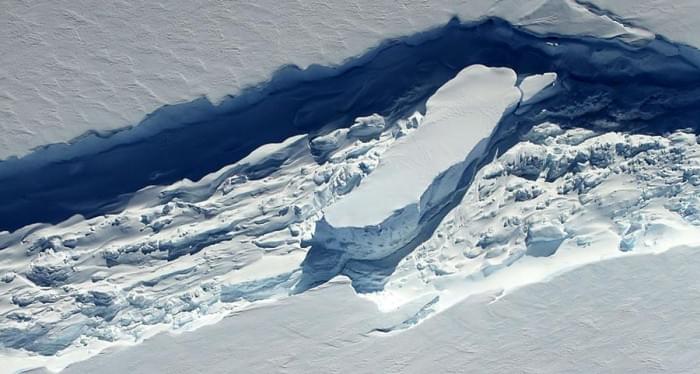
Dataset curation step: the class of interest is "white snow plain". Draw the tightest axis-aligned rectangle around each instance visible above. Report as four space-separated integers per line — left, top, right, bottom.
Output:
54 245 700 374
586 0 700 48
0 0 655 160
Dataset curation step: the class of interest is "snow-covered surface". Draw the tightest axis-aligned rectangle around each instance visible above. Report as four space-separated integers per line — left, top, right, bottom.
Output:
324 65 520 228
587 0 700 48
0 0 655 160
518 72 557 104
54 245 700 374
314 65 543 261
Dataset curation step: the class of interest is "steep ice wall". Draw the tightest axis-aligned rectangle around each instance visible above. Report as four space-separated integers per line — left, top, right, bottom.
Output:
4 16 699 232
5 5 700 371
518 73 558 104
0 65 558 368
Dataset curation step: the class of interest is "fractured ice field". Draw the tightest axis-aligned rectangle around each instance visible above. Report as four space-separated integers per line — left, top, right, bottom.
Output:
4 8 700 374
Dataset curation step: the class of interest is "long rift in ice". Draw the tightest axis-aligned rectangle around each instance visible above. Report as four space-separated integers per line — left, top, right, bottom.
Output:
2 17 700 232
5 17 700 372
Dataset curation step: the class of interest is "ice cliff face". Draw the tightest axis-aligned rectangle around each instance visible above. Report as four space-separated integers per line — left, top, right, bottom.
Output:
2 16 698 232
5 63 700 369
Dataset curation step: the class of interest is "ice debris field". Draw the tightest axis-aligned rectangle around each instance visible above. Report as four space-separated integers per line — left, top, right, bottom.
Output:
4 0 700 373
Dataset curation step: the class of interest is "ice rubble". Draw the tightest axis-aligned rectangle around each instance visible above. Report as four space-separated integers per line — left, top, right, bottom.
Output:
59 246 700 374
365 123 700 319
3 64 700 371
4 1 700 371
6 14 700 232
0 65 554 369
0 100 423 370
12 120 700 372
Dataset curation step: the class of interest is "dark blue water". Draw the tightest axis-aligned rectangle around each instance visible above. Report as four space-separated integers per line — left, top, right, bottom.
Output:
3 18 700 232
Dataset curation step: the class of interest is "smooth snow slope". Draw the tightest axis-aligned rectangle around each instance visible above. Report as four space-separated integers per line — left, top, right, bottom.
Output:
56 245 700 374
0 0 653 160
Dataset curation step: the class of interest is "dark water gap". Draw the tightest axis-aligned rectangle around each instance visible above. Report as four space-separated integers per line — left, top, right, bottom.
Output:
2 17 700 232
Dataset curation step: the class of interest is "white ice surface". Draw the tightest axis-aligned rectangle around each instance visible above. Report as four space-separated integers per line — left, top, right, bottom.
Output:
518 72 557 103
588 0 700 48
4 1 700 371
0 0 655 160
54 245 700 374
324 65 521 228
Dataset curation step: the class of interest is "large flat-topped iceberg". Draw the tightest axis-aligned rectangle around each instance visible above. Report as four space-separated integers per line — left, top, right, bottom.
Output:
314 65 543 260
325 65 520 228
